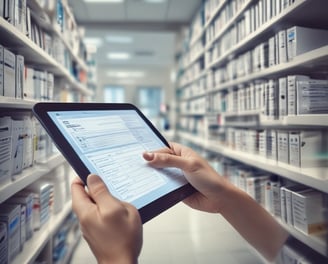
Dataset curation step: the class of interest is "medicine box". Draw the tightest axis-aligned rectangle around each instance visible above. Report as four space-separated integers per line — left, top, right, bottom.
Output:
0 204 21 263
287 26 328 61
0 222 8 264
289 131 324 167
292 189 326 234
6 190 34 240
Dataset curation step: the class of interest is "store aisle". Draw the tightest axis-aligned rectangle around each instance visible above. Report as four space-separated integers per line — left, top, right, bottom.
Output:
70 202 263 264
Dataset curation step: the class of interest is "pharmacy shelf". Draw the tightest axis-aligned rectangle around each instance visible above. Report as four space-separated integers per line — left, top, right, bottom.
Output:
12 202 72 264
182 48 205 70
205 0 253 51
0 18 91 96
0 154 66 203
177 132 328 193
27 0 88 71
208 0 308 69
179 69 208 88
209 45 328 92
203 0 227 31
279 220 328 257
0 17 63 72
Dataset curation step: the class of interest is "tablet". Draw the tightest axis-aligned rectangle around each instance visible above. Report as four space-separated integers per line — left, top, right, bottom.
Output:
32 102 195 223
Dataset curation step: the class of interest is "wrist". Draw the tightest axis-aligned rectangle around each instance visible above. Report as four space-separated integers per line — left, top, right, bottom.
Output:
98 255 138 264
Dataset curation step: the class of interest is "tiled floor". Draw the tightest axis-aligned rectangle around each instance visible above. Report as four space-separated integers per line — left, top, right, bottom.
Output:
70 202 264 264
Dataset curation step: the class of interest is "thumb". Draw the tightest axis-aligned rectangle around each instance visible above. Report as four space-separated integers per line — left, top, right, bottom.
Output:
87 174 116 206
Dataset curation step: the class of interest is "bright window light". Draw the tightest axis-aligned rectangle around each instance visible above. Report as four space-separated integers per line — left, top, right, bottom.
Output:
107 52 131 60
84 0 124 3
106 36 133 44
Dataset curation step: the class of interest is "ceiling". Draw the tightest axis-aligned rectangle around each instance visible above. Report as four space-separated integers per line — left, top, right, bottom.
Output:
68 0 202 69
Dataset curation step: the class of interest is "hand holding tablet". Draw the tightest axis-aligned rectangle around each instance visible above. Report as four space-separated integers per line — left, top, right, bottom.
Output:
33 102 195 223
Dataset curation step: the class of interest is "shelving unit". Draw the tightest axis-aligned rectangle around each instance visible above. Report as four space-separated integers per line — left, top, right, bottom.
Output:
0 154 66 204
12 202 72 264
175 0 328 261
0 1 91 263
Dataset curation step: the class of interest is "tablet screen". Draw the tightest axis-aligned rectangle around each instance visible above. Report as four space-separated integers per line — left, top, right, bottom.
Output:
47 109 188 210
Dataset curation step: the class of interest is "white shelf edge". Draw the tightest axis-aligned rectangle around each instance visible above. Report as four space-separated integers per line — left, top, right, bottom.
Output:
0 97 35 109
260 115 328 127
12 202 72 264
0 154 66 203
177 132 328 193
278 220 327 257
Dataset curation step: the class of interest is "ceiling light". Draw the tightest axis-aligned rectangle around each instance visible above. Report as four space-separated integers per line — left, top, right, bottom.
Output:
107 71 145 78
107 52 131 60
84 0 124 3
83 37 103 47
144 0 166 3
106 36 133 44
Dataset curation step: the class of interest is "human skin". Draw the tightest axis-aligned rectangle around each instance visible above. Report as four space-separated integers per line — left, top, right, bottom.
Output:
71 142 289 263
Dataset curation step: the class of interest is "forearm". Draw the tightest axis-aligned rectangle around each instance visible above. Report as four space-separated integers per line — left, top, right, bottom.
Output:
218 183 289 261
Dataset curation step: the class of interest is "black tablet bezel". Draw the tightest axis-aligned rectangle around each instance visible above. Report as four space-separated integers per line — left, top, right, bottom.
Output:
32 102 195 223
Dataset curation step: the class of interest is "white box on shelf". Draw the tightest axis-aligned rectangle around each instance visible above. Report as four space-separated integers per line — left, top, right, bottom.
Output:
278 77 287 117
3 48 16 98
287 75 310 115
6 191 34 241
23 66 34 100
0 204 21 263
246 175 269 206
0 0 4 17
287 26 328 61
15 54 24 99
292 189 326 234
267 130 277 161
11 119 24 177
271 180 282 218
296 79 328 115
0 116 12 184
259 129 267 158
13 0 26 33
289 131 325 168
285 185 308 227
278 131 289 164
0 44 4 95
4 0 15 24
27 181 53 230
22 117 33 169
0 222 8 264
268 36 276 67
278 29 287 64
280 186 288 223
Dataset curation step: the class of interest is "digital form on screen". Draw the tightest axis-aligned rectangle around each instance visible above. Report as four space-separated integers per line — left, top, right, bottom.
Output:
47 110 188 209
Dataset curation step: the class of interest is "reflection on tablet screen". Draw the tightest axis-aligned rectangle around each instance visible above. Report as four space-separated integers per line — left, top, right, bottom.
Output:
48 109 188 209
